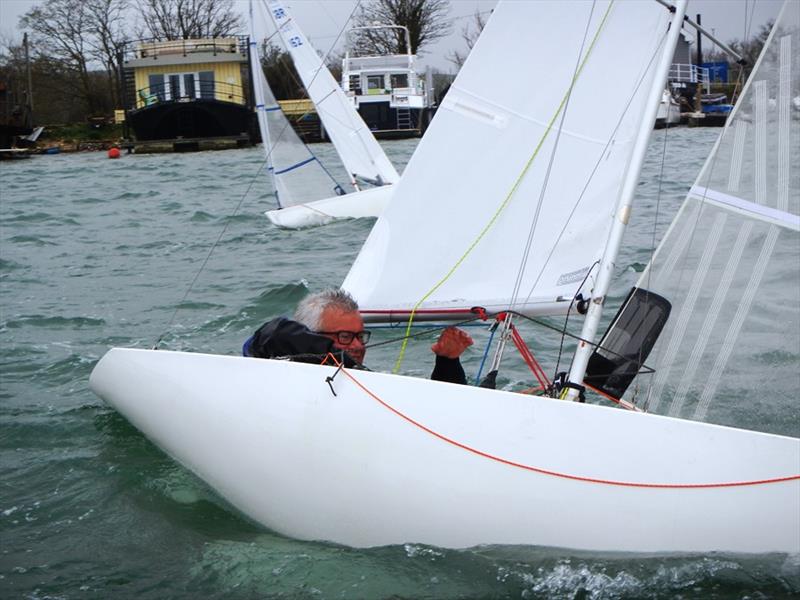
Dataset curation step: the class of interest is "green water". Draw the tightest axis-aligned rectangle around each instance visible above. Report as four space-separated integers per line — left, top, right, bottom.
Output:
1 132 798 599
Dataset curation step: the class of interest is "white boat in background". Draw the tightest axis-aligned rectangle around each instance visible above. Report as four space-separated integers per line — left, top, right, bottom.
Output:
90 0 799 553
655 88 681 128
250 0 399 229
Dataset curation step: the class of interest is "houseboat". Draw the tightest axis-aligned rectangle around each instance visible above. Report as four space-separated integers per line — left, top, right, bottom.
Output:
118 36 256 151
341 25 433 139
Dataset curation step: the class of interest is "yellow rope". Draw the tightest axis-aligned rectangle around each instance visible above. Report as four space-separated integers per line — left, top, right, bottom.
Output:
393 1 616 374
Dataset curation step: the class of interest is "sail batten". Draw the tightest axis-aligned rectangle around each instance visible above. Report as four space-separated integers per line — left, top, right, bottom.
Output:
630 1 799 437
688 186 800 230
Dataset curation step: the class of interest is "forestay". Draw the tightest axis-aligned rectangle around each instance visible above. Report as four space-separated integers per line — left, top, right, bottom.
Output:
343 0 675 319
629 1 800 436
249 15 342 208
265 0 399 188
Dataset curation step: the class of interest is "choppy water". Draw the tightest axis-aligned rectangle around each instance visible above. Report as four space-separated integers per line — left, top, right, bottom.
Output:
1 131 798 599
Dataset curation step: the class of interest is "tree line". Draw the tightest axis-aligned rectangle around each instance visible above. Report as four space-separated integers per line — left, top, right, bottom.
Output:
1 0 774 128
1 0 244 124
0 0 453 126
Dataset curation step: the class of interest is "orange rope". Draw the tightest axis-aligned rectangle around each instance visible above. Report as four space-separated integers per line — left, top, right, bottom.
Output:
324 355 800 489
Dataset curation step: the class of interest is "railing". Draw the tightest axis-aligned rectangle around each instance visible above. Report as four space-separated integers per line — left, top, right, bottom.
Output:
134 80 247 109
120 35 249 63
669 63 710 93
345 55 413 71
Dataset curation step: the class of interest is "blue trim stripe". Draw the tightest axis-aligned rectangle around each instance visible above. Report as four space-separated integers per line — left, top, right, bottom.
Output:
265 106 281 112
274 156 316 175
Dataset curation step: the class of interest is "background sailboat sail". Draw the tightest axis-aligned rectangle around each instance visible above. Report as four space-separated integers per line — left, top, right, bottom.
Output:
250 34 344 208
248 0 397 228
265 0 399 188
343 0 678 319
625 0 799 436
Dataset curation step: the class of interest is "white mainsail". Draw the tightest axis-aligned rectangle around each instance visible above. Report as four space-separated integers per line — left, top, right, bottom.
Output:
625 0 800 435
343 0 678 318
248 4 344 208
264 0 399 188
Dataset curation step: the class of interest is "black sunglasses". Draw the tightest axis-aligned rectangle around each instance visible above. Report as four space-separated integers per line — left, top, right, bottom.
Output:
316 330 371 345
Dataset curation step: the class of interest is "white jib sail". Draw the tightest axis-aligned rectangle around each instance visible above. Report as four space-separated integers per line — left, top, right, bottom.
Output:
343 0 676 319
627 0 800 436
264 0 399 188
249 12 345 209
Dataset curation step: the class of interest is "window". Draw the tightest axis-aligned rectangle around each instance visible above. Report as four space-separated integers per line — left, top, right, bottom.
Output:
168 74 181 100
183 73 196 98
148 74 166 100
147 72 204 102
366 75 384 95
390 73 408 89
348 74 360 92
199 71 215 99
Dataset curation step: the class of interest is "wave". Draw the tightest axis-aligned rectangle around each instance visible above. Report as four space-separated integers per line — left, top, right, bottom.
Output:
3 315 106 329
7 235 57 246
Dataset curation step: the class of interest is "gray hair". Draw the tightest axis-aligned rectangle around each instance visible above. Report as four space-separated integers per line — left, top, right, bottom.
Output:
294 288 359 330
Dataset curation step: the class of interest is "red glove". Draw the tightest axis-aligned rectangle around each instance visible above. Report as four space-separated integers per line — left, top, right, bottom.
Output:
431 327 473 359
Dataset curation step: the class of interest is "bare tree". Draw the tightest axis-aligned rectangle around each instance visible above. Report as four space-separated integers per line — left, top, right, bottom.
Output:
138 0 243 40
352 0 451 55
85 0 130 108
446 9 487 69
19 0 131 116
259 41 304 100
19 0 99 113
700 19 774 102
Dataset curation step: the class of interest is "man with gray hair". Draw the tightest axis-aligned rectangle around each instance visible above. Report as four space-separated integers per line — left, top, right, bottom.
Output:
244 288 472 384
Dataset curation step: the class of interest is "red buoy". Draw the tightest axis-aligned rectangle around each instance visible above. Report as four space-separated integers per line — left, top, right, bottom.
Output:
108 147 121 159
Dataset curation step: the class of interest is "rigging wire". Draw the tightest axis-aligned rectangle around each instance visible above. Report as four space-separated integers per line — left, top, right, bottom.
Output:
255 0 361 190
484 0 600 383
507 0 597 314
521 23 672 308
552 260 599 381
153 4 302 347
262 0 380 182
640 0 763 412
360 309 656 378
252 29 344 197
630 114 672 405
152 166 266 350
391 0 617 375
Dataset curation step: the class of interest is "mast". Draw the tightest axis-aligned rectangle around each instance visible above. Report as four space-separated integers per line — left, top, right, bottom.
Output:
565 0 689 399
654 0 744 64
23 32 33 112
248 0 278 203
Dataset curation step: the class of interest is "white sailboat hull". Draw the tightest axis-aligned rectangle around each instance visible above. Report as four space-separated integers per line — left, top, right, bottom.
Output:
90 348 800 553
656 89 681 127
266 185 394 229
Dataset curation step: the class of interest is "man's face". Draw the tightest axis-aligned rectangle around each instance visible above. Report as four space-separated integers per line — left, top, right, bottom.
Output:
317 307 367 364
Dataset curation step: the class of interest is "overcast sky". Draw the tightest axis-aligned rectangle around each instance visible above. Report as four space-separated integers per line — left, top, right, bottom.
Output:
0 0 786 72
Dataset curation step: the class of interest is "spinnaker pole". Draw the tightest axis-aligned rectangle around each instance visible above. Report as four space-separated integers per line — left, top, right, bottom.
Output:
566 0 689 400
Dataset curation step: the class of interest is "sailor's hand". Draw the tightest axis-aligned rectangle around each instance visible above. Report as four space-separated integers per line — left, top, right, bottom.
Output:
431 327 473 359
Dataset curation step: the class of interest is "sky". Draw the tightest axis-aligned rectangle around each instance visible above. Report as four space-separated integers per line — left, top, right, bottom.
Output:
0 0 786 72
